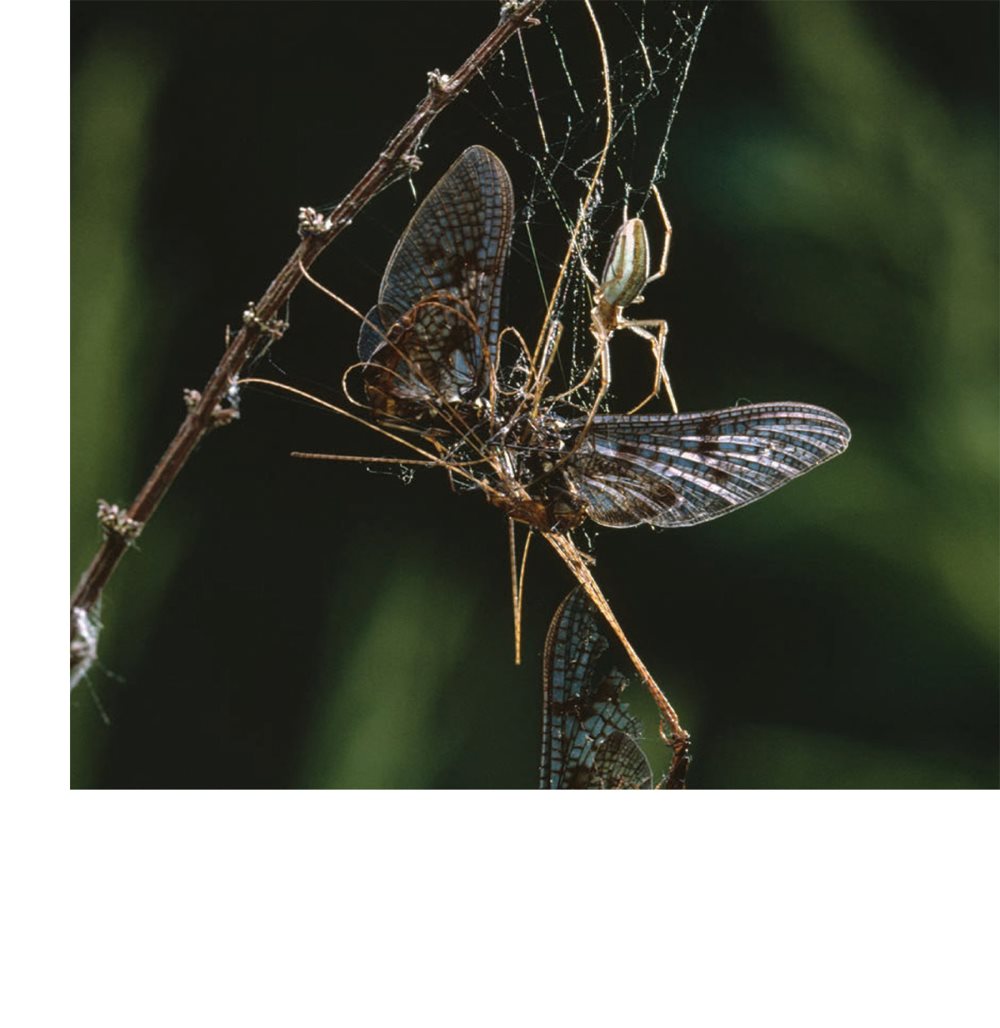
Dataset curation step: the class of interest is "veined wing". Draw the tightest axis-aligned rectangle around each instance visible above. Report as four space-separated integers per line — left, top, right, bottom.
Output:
541 589 653 790
590 728 654 790
358 146 514 416
359 295 487 422
564 402 850 528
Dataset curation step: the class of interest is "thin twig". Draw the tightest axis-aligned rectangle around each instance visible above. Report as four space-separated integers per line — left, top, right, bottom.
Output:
70 0 546 686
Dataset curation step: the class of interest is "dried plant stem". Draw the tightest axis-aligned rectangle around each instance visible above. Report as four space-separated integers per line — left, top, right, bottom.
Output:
70 0 546 686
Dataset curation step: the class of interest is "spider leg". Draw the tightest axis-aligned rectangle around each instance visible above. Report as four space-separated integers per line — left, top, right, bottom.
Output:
533 318 564 397
641 184 672 287
620 318 677 414
580 259 601 289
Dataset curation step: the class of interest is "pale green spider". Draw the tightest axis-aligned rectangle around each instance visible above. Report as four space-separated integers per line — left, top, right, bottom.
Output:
582 184 677 415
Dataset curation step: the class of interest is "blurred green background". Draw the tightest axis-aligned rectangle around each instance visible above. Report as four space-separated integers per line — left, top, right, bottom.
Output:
71 2 998 788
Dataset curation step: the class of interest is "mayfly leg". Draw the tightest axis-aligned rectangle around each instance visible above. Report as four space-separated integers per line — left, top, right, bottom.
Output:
507 520 534 666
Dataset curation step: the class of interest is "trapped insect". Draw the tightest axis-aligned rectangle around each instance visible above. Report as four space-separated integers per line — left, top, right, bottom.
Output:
290 145 849 786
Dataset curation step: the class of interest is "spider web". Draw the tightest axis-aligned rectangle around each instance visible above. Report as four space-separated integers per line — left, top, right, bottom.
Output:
472 1 710 408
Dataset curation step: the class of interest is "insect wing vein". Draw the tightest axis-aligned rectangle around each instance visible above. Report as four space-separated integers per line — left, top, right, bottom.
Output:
565 402 851 528
541 589 652 789
359 146 515 417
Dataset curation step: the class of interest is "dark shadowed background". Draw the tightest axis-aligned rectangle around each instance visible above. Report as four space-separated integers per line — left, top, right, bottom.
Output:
71 1 998 788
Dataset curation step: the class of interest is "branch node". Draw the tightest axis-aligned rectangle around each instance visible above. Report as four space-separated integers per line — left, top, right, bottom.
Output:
211 406 240 429
184 381 241 429
427 69 453 95
501 1 541 26
377 149 423 190
211 381 241 427
97 500 144 542
242 301 289 341
298 206 333 238
398 152 423 176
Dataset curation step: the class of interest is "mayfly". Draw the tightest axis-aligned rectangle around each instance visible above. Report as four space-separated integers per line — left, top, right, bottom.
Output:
291 145 850 784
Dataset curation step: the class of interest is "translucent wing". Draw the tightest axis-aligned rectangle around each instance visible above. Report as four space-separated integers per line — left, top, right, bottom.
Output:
541 589 653 790
564 402 851 528
592 727 656 790
359 295 487 422
358 146 514 420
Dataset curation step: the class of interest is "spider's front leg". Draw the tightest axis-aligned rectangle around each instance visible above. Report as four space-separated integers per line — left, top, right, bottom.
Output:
636 184 672 293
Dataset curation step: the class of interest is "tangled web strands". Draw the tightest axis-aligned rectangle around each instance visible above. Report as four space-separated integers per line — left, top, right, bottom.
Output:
476 2 710 399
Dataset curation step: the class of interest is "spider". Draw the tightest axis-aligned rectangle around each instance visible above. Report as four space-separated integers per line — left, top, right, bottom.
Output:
581 184 677 415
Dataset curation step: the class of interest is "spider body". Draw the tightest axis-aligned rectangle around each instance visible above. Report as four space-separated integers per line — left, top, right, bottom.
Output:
596 216 651 309
584 187 677 414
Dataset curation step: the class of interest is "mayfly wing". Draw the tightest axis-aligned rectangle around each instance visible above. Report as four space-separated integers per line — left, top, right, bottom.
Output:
358 145 515 421
562 402 851 528
591 726 656 790
541 588 654 790
360 295 486 422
